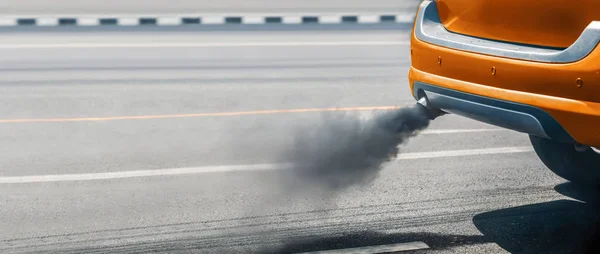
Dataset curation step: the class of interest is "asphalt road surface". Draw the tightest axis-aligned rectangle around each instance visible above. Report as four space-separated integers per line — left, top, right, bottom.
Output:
1 28 600 254
1 0 421 15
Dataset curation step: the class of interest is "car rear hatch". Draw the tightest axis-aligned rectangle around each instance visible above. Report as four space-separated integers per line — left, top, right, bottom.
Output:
435 0 600 49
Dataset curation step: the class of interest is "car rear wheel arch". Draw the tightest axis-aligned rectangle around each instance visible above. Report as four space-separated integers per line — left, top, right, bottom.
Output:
530 134 600 188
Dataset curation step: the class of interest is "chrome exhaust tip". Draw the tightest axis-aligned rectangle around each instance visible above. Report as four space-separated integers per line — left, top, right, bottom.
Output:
574 143 590 152
417 97 429 108
416 96 446 120
574 144 600 154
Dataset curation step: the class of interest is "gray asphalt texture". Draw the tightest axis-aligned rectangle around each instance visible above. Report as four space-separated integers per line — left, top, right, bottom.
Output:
1 0 421 15
1 28 600 254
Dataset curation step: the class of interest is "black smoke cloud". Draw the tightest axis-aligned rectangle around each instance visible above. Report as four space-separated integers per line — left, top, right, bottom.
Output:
280 103 433 193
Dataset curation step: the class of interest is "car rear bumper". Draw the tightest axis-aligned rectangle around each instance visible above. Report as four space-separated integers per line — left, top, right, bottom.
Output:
412 81 574 142
409 66 600 147
409 0 600 147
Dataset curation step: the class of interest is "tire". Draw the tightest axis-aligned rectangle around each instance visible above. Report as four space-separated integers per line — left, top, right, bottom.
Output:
529 135 600 188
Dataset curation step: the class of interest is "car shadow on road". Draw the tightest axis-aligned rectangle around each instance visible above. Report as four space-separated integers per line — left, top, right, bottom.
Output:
473 182 600 254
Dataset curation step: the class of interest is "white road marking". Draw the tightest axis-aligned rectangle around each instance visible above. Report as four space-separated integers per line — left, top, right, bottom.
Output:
202 16 225 24
0 146 533 184
157 17 182 26
243 16 265 24
0 41 408 49
0 18 17 26
295 241 429 254
77 18 100 26
421 129 504 134
320 15 342 24
0 164 291 184
0 12 414 19
396 14 416 23
118 17 139 26
358 15 380 24
396 146 533 160
283 16 303 24
36 17 58 26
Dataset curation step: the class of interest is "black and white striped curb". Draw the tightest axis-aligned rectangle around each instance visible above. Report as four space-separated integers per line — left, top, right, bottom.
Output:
0 14 414 26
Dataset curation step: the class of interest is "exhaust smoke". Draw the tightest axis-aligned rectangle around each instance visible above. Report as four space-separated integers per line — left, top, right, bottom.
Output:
280 102 442 193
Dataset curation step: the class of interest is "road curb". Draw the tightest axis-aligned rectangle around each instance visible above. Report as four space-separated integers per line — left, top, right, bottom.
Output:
0 14 414 27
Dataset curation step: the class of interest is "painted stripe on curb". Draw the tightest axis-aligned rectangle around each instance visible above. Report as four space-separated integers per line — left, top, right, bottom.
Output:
0 14 414 27
0 147 533 184
0 40 408 49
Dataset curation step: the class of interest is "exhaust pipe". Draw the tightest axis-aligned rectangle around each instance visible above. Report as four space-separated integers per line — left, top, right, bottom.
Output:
574 144 600 154
416 96 446 120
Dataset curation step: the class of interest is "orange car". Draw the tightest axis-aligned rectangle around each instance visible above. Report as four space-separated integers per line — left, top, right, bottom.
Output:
409 0 600 186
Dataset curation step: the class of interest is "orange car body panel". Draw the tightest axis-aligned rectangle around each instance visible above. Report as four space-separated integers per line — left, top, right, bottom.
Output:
409 1 600 147
436 0 600 48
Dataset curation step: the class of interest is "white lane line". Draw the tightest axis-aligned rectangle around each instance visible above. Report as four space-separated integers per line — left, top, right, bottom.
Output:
296 241 429 254
396 146 533 160
0 164 291 184
421 129 505 134
0 41 408 49
0 147 533 184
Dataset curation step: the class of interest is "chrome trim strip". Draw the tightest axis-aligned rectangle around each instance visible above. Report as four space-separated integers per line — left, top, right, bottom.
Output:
414 0 600 63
